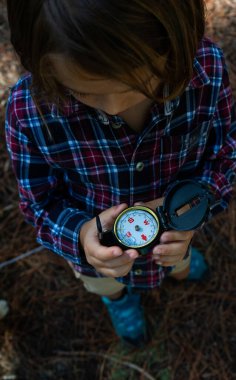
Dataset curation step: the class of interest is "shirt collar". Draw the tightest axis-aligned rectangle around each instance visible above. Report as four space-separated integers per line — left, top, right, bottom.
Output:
156 57 211 116
50 96 84 118
162 85 180 116
188 57 211 89
51 57 210 118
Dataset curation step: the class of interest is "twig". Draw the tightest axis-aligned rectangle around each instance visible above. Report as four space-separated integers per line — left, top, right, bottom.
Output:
54 350 157 380
0 246 44 270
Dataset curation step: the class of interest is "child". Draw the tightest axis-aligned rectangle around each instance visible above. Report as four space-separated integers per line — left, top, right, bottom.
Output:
5 0 236 346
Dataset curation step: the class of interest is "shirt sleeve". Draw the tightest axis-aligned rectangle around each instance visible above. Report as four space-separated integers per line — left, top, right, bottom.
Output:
191 55 236 216
5 95 92 264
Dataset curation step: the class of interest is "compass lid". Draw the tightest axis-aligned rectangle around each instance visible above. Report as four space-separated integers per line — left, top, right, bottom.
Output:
162 180 211 231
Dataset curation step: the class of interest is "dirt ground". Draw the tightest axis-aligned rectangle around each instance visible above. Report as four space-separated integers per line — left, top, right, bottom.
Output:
0 1 236 379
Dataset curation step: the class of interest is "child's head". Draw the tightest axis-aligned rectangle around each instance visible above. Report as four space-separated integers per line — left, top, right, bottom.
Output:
7 0 205 107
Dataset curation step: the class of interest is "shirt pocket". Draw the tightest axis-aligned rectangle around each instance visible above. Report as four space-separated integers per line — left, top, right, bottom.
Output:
56 141 127 193
159 121 211 182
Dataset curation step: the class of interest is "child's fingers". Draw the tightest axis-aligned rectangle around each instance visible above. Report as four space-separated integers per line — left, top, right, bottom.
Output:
152 244 190 266
152 253 184 266
85 246 122 266
94 261 135 278
89 249 139 268
134 197 164 210
152 240 190 266
87 247 138 277
152 241 188 256
99 203 128 230
160 230 194 243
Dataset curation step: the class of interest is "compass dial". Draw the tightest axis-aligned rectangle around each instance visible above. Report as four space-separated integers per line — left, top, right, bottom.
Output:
114 206 160 249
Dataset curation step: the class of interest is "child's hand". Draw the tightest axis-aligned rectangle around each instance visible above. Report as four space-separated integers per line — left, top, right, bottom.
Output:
134 198 194 266
152 230 194 266
80 204 139 277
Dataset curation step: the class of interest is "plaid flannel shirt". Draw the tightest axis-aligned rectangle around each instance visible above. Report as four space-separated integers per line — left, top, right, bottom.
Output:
5 38 236 288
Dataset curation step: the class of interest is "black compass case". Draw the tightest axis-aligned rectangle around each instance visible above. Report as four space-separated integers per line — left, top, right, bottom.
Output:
156 180 213 232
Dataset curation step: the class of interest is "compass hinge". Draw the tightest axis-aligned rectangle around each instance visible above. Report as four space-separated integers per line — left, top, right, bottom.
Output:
156 206 169 230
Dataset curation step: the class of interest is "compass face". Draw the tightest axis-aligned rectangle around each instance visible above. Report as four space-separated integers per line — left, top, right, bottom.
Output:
114 206 160 249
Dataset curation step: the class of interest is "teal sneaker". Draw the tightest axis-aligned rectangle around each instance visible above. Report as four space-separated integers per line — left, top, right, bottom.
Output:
102 288 148 346
187 247 209 281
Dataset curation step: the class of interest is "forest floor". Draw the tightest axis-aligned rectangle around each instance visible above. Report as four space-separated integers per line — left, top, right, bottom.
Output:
0 1 236 379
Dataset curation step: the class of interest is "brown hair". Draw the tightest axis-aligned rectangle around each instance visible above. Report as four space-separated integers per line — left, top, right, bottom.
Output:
7 0 205 105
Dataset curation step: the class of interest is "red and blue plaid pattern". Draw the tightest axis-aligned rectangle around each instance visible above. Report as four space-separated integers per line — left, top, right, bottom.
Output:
5 38 236 288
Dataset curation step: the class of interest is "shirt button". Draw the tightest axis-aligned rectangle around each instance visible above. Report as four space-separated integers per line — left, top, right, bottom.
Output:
134 269 143 276
136 162 145 172
111 123 122 129
98 113 109 125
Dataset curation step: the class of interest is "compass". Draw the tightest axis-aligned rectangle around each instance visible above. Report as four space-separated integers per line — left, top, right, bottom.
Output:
97 180 214 255
114 206 160 250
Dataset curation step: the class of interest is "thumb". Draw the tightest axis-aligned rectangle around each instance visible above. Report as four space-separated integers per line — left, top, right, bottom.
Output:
134 201 144 206
100 203 128 230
